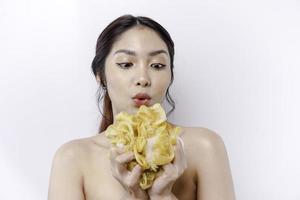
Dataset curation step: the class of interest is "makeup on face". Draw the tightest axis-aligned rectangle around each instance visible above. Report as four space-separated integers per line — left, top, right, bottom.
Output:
104 27 172 116
132 93 151 107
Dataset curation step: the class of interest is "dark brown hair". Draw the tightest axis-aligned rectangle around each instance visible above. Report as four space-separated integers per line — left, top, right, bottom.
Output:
91 14 176 134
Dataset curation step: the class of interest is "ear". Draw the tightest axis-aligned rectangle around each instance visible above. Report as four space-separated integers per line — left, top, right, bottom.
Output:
96 73 107 88
96 73 101 84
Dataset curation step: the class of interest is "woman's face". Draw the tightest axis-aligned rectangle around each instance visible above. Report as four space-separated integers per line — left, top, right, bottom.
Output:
98 26 172 119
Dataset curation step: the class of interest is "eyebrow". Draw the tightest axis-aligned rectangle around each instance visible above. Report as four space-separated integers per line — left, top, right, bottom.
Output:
113 49 168 57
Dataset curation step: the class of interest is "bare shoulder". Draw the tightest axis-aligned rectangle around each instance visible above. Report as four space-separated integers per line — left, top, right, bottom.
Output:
56 134 112 170
178 126 235 199
48 138 94 200
180 126 226 152
53 137 90 160
175 125 231 169
52 134 108 161
50 138 90 178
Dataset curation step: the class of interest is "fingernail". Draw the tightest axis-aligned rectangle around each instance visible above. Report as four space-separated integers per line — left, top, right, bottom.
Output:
136 165 142 171
116 143 125 149
116 146 125 154
178 137 184 148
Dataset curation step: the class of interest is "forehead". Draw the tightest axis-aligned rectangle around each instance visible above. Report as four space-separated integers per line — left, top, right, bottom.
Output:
110 26 169 56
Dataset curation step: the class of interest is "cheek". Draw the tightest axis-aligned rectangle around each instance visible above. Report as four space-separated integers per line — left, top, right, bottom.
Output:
153 73 171 95
107 78 127 98
105 65 128 96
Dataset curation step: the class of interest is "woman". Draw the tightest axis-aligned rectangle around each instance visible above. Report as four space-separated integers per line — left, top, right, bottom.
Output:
48 15 236 200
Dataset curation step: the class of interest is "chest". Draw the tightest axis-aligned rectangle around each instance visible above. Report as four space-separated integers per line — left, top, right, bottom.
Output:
82 149 197 200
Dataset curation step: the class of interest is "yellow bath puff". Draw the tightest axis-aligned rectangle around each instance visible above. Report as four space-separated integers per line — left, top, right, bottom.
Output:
105 103 182 189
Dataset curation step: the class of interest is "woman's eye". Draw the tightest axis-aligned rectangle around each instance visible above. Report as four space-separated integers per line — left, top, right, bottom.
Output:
151 63 166 70
116 62 133 69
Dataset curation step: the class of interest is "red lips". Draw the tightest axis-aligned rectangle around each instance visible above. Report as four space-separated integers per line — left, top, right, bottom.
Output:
132 93 151 100
132 93 151 107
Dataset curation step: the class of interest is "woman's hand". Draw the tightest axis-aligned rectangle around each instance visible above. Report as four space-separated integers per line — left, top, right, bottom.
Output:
148 138 187 200
110 147 149 200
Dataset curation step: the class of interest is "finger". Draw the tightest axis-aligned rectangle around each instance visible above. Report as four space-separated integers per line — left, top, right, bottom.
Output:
115 145 125 154
178 137 185 151
128 164 143 186
162 163 183 182
173 140 182 165
109 147 119 161
162 163 174 175
109 145 126 161
179 138 187 169
173 138 187 170
151 163 175 189
115 152 135 164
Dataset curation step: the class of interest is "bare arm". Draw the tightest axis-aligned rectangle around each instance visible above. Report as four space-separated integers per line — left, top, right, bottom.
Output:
48 141 85 200
195 129 236 200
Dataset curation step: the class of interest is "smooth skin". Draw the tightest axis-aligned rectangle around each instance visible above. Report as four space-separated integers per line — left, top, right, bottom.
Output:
48 26 236 200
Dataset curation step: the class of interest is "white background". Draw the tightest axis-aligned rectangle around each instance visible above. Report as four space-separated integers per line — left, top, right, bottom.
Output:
0 0 299 199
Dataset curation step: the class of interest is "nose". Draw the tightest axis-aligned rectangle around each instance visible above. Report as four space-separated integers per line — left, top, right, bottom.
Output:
135 65 151 87
136 78 150 87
